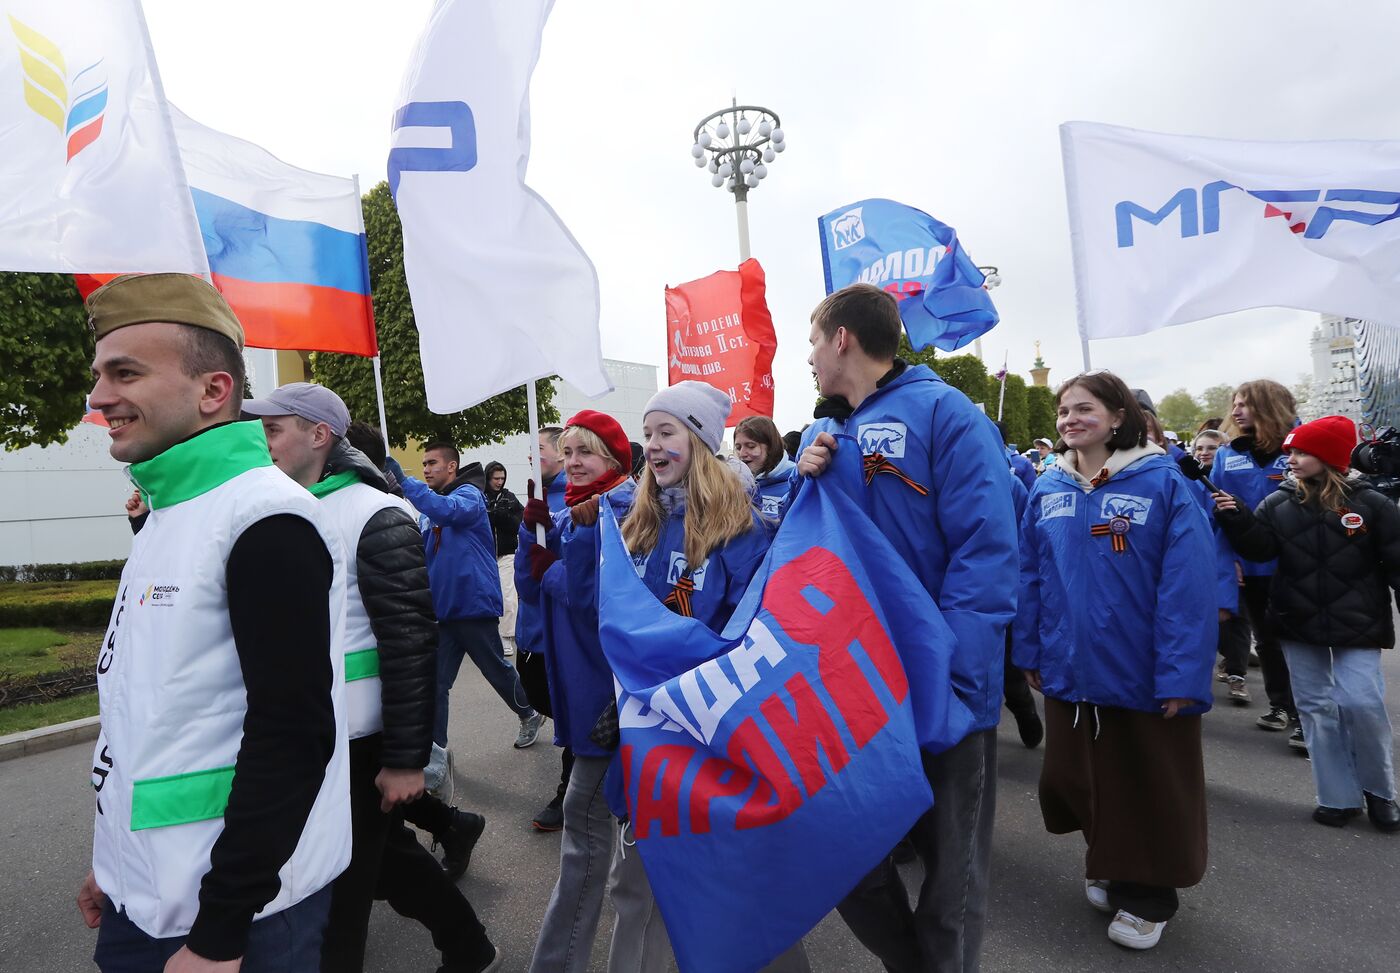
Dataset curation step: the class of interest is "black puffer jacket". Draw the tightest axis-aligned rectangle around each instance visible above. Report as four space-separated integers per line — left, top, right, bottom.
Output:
321 441 438 770
1217 479 1400 649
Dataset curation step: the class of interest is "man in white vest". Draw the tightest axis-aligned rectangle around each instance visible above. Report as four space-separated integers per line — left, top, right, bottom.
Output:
244 383 499 973
78 274 351 973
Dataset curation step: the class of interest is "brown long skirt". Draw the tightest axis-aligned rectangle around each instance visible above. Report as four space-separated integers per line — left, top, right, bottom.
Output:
1040 696 1208 889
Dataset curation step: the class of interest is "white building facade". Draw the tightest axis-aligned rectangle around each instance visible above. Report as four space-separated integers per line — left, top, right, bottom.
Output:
1305 315 1363 423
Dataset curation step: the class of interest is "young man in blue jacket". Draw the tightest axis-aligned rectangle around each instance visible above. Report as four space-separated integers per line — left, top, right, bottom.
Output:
399 442 544 795
797 284 1019 973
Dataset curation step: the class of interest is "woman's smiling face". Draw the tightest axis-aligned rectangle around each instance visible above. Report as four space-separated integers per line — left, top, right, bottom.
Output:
643 412 692 488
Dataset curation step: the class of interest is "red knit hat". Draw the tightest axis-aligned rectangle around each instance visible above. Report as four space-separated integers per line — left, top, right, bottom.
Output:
564 410 632 471
1282 415 1357 471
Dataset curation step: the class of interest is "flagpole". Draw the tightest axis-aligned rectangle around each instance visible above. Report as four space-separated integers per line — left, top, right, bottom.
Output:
996 351 1009 421
371 355 391 452
1080 336 1093 371
526 379 546 545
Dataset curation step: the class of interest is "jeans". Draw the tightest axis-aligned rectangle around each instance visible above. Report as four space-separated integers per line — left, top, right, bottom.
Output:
530 755 615 973
1241 576 1295 714
1282 641 1397 808
836 730 998 973
94 884 331 972
604 820 810 973
437 617 534 745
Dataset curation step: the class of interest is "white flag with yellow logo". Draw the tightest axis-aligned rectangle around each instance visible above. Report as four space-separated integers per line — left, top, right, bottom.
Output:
0 0 206 273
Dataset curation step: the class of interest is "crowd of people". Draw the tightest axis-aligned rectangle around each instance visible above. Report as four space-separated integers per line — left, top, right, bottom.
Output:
76 272 1398 973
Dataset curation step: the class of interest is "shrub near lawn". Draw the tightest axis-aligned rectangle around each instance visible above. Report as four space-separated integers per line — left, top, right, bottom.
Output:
0 581 118 628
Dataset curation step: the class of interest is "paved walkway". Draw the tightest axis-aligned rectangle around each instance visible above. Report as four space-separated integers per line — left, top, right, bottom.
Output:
2 652 1398 972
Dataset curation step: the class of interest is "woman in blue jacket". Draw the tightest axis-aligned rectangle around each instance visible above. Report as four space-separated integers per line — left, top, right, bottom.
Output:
1213 379 1300 740
1015 370 1216 952
517 410 637 973
610 382 801 973
734 415 796 522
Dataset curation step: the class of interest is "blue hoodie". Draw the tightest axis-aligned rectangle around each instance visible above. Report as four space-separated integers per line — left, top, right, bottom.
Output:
515 478 636 756
754 455 797 522
514 469 567 652
1013 450 1217 713
402 471 503 621
798 363 1019 735
1210 440 1290 577
1007 447 1038 493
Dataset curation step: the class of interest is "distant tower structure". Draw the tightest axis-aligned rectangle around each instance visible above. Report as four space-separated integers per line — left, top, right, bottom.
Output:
1030 341 1051 387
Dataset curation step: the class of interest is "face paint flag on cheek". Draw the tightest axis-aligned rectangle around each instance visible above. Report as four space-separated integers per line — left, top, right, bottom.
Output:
596 437 973 973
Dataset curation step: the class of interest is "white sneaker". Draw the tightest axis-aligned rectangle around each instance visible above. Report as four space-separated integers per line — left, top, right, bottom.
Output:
1085 879 1113 913
1108 910 1165 950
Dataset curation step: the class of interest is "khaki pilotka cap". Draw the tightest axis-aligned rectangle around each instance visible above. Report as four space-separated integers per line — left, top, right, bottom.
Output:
86 273 245 350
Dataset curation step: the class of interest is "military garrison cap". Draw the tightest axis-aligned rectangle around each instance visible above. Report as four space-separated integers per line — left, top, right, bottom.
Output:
86 273 245 350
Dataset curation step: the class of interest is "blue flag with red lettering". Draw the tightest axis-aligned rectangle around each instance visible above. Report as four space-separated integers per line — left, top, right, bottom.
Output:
817 197 998 352
597 441 973 973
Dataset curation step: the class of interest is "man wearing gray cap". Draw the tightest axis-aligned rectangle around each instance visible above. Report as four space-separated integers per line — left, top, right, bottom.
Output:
80 274 350 972
244 383 499 973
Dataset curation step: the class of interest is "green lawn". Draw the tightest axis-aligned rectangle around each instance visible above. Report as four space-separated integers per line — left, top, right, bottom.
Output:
0 627 102 680
0 690 98 736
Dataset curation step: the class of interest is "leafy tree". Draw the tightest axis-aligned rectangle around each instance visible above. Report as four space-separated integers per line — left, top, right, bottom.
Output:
998 374 1030 448
1157 388 1204 438
1026 385 1057 444
1200 383 1235 423
311 181 557 448
0 272 90 449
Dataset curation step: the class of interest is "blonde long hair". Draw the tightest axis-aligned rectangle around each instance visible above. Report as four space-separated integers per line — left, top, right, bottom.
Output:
1225 380 1297 453
1295 464 1352 515
622 430 754 569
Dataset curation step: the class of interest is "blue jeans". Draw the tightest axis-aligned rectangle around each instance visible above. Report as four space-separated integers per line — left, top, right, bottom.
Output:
94 884 331 972
436 617 534 745
529 754 615 973
1282 641 1396 808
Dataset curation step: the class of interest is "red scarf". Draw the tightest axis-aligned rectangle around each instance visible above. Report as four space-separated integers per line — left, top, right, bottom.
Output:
564 469 629 507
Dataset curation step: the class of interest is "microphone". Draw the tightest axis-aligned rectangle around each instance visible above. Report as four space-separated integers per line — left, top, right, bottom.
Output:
1177 455 1221 495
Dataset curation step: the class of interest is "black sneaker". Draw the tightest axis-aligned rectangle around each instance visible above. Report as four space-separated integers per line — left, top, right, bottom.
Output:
1256 707 1290 731
532 795 564 832
1288 725 1308 753
438 943 501 973
1312 805 1361 827
440 809 486 880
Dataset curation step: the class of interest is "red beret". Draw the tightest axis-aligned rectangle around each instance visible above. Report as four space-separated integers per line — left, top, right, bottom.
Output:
565 410 632 471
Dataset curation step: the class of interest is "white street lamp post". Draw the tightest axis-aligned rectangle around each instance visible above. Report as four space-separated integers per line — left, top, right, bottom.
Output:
690 98 785 262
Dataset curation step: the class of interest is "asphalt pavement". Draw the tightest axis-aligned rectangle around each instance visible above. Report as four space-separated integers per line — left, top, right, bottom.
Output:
3 650 1398 973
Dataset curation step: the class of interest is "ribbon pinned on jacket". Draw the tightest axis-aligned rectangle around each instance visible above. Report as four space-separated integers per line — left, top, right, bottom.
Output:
862 453 930 496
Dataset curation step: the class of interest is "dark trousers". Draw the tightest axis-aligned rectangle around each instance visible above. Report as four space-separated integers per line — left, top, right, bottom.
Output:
375 823 493 969
836 730 998 973
1218 611 1251 678
1241 576 1295 715
322 736 393 972
1003 635 1036 718
402 792 455 838
1107 881 1179 923
437 617 532 744
95 885 331 972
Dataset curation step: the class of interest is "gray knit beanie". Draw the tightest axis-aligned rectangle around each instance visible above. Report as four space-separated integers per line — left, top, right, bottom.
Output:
643 381 732 454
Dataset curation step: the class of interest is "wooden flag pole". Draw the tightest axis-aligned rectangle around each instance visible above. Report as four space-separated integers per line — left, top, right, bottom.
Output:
526 379 546 545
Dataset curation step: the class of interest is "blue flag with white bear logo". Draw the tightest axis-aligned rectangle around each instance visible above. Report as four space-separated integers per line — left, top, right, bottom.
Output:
596 440 973 973
817 197 999 352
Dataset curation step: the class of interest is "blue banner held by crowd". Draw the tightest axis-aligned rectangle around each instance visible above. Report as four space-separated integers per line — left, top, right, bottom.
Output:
596 441 974 973
817 197 999 352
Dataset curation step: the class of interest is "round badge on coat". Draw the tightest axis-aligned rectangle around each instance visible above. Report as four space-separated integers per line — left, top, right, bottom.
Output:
1341 511 1365 530
1108 515 1131 535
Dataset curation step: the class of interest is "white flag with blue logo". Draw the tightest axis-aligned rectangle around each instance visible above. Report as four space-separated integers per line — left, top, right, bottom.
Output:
0 0 206 274
390 0 612 413
1062 121 1400 340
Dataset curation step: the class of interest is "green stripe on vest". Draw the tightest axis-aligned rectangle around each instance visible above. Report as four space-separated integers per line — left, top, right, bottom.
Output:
130 766 235 831
345 647 380 682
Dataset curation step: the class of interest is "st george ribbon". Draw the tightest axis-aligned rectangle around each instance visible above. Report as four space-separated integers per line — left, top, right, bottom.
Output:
596 441 973 973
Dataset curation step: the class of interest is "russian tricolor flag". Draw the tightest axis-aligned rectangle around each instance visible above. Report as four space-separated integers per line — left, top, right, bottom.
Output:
78 106 378 357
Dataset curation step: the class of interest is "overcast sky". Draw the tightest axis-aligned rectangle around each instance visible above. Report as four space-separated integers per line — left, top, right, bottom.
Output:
144 0 1400 431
